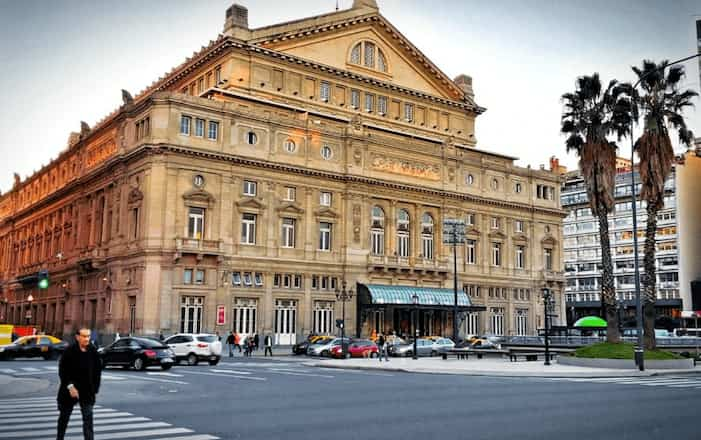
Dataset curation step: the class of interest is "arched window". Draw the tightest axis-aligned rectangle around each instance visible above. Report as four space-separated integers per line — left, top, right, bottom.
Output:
349 41 388 73
371 206 385 255
397 209 410 258
421 213 434 260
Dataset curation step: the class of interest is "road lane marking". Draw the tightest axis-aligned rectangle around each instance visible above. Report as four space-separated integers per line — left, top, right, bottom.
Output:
0 368 17 374
152 436 219 440
267 369 334 378
99 373 188 385
0 416 151 431
317 367 395 377
147 371 184 377
0 411 134 423
210 369 253 375
182 370 266 381
3 421 171 437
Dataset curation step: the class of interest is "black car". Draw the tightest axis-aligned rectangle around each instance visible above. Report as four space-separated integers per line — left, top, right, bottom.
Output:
0 335 69 360
99 337 175 370
292 340 312 355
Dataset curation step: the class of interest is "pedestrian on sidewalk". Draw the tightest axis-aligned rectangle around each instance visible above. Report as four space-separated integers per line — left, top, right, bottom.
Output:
226 331 235 357
264 334 273 356
56 327 102 440
247 337 255 356
253 333 260 351
234 332 241 353
377 333 388 362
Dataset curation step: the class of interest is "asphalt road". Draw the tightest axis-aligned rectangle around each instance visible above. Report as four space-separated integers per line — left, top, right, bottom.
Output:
1 356 700 440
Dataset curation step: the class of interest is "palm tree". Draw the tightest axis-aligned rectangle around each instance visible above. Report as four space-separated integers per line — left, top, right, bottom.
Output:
561 74 633 343
631 60 697 350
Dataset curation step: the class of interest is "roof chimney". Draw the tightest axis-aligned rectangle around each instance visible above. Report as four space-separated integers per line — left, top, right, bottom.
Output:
224 4 250 39
453 74 474 101
352 0 379 10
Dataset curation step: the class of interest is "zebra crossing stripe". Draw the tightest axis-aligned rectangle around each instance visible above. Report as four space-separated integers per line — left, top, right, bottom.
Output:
0 408 115 419
3 421 172 438
0 411 133 423
57 427 193 440
20 367 40 372
0 416 150 431
0 368 17 374
152 436 219 440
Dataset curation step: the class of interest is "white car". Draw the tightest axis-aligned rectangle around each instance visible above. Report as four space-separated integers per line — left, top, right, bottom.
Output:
164 333 222 366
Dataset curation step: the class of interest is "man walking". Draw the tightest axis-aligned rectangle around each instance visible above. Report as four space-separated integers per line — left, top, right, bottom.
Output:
234 332 241 353
226 331 235 357
264 334 273 356
377 333 387 362
253 333 260 351
57 327 102 440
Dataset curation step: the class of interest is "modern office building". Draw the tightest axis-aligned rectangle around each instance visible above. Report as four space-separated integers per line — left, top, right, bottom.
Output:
562 150 701 325
0 0 564 342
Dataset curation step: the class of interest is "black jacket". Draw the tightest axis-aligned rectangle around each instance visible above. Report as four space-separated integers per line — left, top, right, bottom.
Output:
226 334 235 344
57 343 102 405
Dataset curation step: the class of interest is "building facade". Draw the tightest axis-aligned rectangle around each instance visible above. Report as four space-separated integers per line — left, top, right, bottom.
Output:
0 0 564 343
562 151 701 325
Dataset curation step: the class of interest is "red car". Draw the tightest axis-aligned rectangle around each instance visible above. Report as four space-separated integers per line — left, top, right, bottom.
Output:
330 339 379 359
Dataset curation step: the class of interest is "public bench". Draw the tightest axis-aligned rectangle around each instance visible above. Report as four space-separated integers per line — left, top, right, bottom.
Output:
508 351 557 362
441 348 508 360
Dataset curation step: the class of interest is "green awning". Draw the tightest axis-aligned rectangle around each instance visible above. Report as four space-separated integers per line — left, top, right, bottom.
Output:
573 316 607 328
365 284 472 306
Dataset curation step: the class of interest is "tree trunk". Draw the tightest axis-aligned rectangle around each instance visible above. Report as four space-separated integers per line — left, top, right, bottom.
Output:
643 202 658 350
597 209 620 343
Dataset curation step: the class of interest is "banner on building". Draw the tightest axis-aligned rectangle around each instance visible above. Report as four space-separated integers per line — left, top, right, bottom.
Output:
216 305 226 326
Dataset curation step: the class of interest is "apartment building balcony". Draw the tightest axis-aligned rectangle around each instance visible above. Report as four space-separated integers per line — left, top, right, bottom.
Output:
174 237 224 259
367 254 450 275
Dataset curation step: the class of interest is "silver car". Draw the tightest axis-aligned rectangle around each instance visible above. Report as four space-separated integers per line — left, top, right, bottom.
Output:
389 338 434 357
307 337 351 357
431 338 455 354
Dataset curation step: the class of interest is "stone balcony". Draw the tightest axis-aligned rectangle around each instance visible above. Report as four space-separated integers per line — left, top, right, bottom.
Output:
174 237 224 260
367 254 450 275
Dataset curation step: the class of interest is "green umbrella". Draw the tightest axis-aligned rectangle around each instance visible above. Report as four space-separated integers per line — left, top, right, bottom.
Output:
573 316 607 328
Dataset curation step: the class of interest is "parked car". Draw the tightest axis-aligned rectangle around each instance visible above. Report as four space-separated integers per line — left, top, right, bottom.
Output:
330 339 379 358
389 338 434 357
99 337 175 370
293 336 332 355
307 337 351 357
163 333 222 366
431 338 455 354
0 335 69 361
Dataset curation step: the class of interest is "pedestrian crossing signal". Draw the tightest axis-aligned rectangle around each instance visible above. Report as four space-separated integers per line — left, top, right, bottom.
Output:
37 269 49 289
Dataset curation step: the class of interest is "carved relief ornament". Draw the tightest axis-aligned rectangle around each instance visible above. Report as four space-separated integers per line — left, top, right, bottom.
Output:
371 155 440 181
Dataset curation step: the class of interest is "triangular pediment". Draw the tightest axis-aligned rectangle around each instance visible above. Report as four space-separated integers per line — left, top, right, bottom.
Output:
465 227 480 236
541 235 558 246
276 202 305 216
236 197 266 210
255 16 464 101
182 189 215 206
488 230 506 240
314 207 338 218
513 233 529 243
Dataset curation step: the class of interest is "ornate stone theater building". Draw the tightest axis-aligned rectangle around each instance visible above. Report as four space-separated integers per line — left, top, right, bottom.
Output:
0 0 564 343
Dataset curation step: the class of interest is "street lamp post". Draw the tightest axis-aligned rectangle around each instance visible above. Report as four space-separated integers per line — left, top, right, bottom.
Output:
334 280 354 358
412 293 419 360
628 52 701 372
541 287 553 366
25 294 34 326
442 219 465 343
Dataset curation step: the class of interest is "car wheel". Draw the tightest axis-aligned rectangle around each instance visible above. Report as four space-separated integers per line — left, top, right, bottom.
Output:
161 364 172 371
370 352 378 358
431 350 437 357
406 351 413 357
321 350 329 357
208 359 219 366
133 357 146 371
187 353 198 366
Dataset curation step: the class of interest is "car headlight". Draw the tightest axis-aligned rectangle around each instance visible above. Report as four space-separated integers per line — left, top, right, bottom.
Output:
0 347 4 352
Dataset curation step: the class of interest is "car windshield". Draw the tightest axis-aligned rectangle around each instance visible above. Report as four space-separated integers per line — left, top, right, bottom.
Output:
197 335 217 343
135 338 167 348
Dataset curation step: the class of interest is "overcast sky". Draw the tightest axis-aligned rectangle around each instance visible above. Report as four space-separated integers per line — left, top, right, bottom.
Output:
0 0 699 194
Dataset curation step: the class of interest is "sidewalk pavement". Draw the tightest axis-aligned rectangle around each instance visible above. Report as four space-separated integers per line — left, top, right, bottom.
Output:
223 346 293 357
304 357 701 378
0 374 51 398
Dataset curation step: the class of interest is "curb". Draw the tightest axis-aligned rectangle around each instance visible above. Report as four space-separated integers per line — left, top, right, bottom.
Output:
304 362 701 379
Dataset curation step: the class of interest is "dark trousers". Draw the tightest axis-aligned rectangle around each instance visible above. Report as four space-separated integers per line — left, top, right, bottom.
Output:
57 400 94 440
265 346 273 356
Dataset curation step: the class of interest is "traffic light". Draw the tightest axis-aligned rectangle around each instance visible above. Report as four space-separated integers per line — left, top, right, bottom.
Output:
38 270 49 289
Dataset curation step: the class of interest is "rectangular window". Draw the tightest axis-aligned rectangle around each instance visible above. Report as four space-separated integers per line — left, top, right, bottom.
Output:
371 229 384 255
215 66 221 84
194 269 205 285
516 246 525 269
183 269 193 284
422 234 434 260
243 272 252 286
180 116 192 135
194 118 205 137
131 208 139 240
254 272 263 287
180 296 203 334
351 89 360 109
491 217 500 229
404 103 414 122
208 121 219 140
232 272 241 285
187 207 205 239
243 180 257 196
284 186 296 201
397 232 410 258
282 218 295 248
515 220 524 233
544 248 553 270
293 274 302 289
320 191 332 207
241 213 257 245
466 240 476 264
378 96 388 115
492 242 501 267
198 77 205 94
320 81 330 102
311 275 319 290
364 93 374 112
319 222 332 251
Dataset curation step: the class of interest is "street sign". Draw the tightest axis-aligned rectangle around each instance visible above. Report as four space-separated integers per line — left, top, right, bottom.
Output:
442 219 466 244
